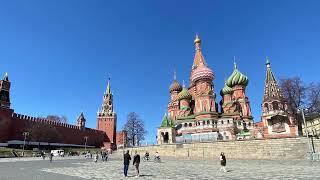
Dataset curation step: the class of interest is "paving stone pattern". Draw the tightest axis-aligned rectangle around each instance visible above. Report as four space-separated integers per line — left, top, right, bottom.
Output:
0 153 320 180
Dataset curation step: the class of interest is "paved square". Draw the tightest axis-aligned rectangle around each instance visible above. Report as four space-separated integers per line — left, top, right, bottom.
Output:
0 153 320 180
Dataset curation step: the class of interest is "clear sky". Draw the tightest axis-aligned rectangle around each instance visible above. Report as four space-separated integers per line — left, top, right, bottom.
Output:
0 0 319 144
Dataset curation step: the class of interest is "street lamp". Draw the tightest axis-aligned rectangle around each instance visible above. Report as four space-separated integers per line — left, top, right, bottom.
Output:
22 132 29 157
84 136 88 152
298 108 314 155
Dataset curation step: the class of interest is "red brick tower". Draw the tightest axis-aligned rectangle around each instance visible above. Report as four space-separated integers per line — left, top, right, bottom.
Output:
189 35 217 120
0 73 14 142
97 78 117 148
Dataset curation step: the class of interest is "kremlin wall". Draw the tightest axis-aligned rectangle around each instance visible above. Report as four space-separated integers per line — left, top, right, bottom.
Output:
0 74 125 149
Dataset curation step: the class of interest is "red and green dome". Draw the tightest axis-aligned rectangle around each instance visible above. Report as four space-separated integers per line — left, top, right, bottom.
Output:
177 88 192 100
220 83 233 96
226 64 249 87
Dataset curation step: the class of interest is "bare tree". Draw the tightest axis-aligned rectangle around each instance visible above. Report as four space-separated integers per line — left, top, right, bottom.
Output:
307 83 320 114
280 77 320 134
28 123 62 148
38 115 68 123
123 112 147 146
279 77 307 113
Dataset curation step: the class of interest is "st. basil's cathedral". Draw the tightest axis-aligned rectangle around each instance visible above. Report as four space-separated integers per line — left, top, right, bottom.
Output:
157 35 299 144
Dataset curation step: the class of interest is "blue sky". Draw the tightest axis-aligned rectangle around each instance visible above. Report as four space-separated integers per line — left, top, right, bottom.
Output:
0 1 319 144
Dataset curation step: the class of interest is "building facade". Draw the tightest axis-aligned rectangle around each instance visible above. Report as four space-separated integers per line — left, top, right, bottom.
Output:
158 36 254 144
0 75 125 149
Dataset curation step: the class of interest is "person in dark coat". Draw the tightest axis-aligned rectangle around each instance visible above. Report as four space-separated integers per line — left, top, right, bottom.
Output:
133 151 141 177
123 150 131 177
219 152 227 172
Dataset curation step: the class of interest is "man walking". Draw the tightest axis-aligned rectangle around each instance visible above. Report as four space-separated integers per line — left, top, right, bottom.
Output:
219 152 227 173
123 150 131 177
133 151 141 177
49 152 53 163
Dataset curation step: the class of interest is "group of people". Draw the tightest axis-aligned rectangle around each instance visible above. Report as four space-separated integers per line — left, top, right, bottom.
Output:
93 150 109 162
123 150 141 177
40 151 53 163
123 151 227 177
123 150 161 177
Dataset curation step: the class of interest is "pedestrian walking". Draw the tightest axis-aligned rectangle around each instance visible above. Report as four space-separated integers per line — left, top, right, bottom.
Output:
49 152 53 163
133 151 141 177
219 152 227 173
123 150 131 177
94 153 98 163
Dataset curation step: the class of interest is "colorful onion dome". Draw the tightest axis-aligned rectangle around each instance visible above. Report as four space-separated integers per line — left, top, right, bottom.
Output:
190 35 214 83
190 64 214 83
220 83 233 96
177 88 192 100
226 63 249 87
169 80 182 93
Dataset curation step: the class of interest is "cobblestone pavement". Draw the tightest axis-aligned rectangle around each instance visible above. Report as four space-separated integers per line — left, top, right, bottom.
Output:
0 153 320 180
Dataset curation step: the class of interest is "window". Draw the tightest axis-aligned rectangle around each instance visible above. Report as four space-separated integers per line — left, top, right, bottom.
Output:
248 122 251 126
184 123 187 127
238 121 241 125
207 120 210 125
189 123 192 127
227 120 230 124
272 101 279 110
221 120 224 124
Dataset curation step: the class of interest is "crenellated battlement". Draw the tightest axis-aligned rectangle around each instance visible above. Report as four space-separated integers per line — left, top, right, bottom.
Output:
12 112 102 131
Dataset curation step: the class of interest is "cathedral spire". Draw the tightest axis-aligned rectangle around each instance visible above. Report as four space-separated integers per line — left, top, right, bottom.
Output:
192 34 207 69
263 57 282 101
106 78 111 95
3 72 9 81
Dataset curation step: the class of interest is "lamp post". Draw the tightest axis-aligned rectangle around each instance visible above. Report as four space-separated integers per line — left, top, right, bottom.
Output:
84 136 88 152
22 132 29 157
299 108 314 155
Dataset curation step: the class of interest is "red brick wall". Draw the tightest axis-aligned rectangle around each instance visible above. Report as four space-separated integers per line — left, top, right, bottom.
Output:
116 131 127 146
0 109 109 147
0 108 13 142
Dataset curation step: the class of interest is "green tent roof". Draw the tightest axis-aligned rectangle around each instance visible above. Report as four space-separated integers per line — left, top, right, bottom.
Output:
160 114 174 128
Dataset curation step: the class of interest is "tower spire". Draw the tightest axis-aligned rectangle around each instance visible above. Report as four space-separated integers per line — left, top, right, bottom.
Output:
192 34 207 69
233 56 237 69
263 58 282 101
106 78 111 95
266 56 271 68
3 72 9 81
173 70 176 80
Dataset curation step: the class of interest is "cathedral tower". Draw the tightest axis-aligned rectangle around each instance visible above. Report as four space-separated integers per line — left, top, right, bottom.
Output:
189 35 217 119
77 112 86 130
168 71 182 120
97 78 117 146
261 58 298 137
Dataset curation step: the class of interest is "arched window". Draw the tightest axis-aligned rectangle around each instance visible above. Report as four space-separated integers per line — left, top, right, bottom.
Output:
238 121 241 125
184 123 187 127
221 120 224 124
189 123 192 127
227 120 230 124
272 101 279 110
207 120 210 125
203 121 205 125
248 122 251 126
